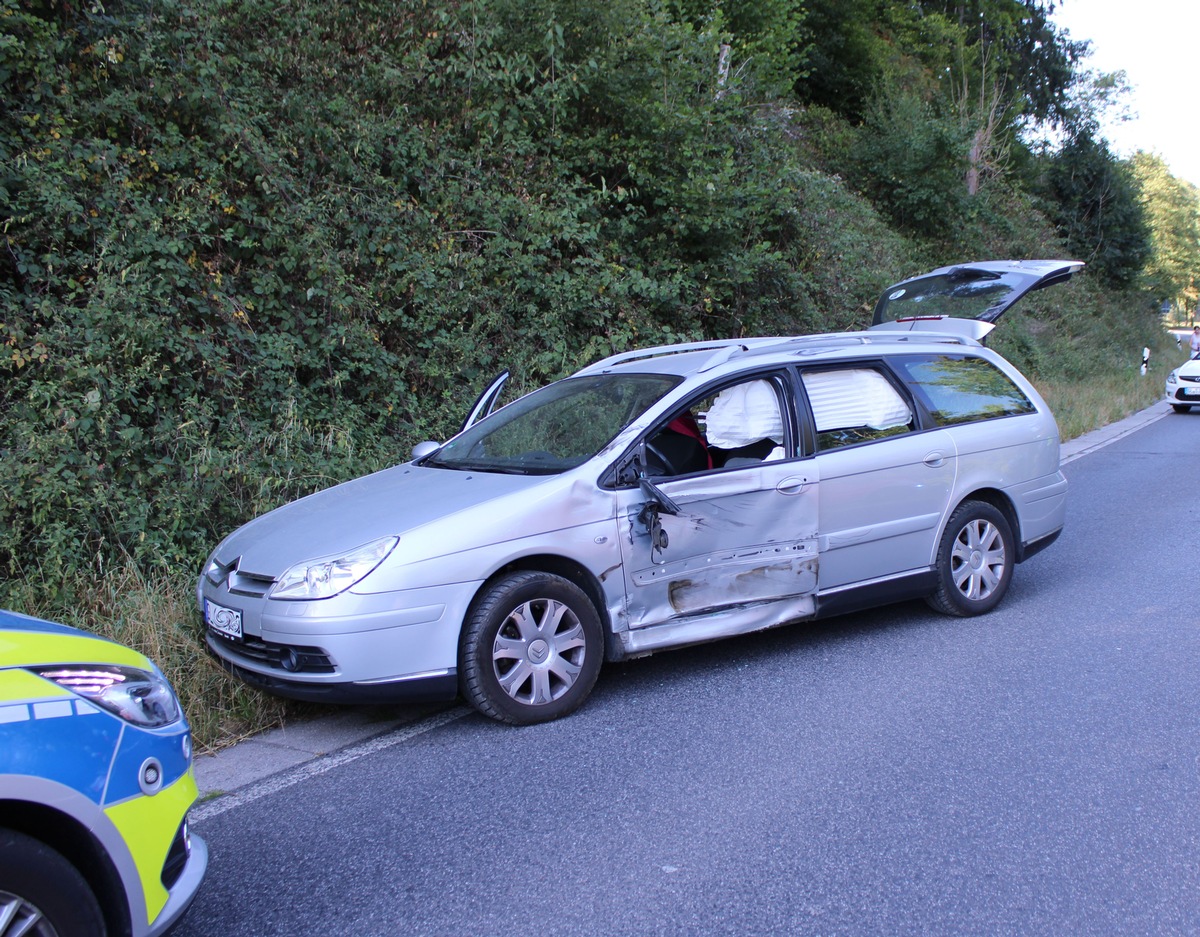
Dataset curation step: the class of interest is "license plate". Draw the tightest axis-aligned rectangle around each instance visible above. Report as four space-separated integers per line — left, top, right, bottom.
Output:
205 599 243 641
1185 387 1200 397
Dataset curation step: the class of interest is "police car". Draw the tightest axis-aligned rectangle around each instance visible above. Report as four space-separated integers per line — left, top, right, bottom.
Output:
0 608 207 937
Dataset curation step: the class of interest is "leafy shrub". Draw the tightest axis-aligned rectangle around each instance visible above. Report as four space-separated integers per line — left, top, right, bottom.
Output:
0 0 905 602
850 87 973 238
0 0 1173 615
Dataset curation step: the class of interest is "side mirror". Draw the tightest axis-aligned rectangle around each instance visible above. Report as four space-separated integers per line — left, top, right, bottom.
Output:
637 477 679 554
638 476 681 516
411 440 441 461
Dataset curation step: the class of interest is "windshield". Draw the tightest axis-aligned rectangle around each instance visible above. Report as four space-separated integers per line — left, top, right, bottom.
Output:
426 373 681 475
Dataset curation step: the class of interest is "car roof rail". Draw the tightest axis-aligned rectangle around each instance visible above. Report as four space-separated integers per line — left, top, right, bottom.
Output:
576 338 782 375
728 331 979 362
857 331 978 347
575 330 978 376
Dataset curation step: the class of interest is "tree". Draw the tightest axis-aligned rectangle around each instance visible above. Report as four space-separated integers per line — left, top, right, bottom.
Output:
913 1 1087 124
1038 133 1149 288
1129 152 1200 317
663 0 809 95
851 85 974 237
791 0 890 120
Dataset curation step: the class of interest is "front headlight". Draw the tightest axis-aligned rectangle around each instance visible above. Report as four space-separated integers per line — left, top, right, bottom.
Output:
1167 370 1178 385
33 665 183 728
271 536 399 601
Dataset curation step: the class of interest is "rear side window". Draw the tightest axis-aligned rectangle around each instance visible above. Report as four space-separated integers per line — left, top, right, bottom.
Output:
801 368 914 450
892 355 1035 425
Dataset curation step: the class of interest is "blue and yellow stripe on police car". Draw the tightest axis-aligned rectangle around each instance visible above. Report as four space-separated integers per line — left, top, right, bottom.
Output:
0 622 149 670
1 618 200 931
105 768 199 926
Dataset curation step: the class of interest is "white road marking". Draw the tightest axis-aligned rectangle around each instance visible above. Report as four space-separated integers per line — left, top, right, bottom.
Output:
191 706 472 822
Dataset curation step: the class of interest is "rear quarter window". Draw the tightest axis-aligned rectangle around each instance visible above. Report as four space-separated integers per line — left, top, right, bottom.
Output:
892 354 1036 425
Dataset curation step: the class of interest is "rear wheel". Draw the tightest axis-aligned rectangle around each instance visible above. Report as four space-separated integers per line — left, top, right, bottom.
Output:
927 501 1014 617
0 829 107 937
1172 404 1191 413
459 572 603 725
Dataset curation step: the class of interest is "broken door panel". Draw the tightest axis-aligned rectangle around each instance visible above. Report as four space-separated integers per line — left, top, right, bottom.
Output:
619 462 819 632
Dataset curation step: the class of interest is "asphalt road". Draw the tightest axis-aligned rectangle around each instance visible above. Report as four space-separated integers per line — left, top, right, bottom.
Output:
177 408 1200 936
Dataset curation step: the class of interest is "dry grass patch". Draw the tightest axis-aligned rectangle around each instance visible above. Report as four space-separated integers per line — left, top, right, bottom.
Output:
9 566 298 753
1038 359 1173 442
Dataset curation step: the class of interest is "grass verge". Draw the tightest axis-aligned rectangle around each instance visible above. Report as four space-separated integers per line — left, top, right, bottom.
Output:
1040 361 1173 442
5 567 298 753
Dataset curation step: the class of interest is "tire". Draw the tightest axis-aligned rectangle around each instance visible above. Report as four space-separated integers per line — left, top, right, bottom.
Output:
459 572 603 725
1172 404 1191 413
926 500 1014 617
0 829 107 937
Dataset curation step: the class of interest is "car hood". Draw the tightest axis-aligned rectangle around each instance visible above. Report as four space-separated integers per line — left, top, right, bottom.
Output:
0 609 147 670
210 463 556 576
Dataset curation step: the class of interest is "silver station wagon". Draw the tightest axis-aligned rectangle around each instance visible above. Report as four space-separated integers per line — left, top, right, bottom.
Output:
199 260 1081 724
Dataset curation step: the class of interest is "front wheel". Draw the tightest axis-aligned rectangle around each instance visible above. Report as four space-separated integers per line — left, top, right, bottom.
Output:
1172 404 1191 413
459 572 603 725
926 501 1014 617
0 829 107 937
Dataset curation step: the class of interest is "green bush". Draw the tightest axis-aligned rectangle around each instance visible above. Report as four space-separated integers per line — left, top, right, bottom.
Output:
1 0 917 599
0 0 1176 747
850 87 974 239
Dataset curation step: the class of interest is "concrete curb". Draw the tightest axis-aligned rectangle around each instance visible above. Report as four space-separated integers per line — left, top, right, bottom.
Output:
1060 401 1170 464
194 401 1171 801
194 703 457 800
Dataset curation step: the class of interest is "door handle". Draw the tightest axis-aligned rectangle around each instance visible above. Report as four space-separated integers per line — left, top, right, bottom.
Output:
776 476 810 495
923 452 946 468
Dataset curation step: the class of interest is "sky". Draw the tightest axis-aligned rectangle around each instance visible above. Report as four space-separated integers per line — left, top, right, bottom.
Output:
1050 0 1200 187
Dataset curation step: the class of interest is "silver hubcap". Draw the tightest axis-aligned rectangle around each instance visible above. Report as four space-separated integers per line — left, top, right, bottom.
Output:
492 598 586 706
0 892 56 937
950 518 1005 601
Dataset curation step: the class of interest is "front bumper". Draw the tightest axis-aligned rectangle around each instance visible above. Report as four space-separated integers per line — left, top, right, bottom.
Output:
104 766 208 937
146 830 208 937
197 577 478 695
206 645 459 704
1166 384 1200 403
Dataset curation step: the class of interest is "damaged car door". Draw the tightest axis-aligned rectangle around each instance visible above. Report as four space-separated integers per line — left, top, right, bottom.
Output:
613 373 819 655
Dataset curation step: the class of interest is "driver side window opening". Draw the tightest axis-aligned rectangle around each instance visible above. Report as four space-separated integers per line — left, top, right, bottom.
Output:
801 367 914 451
644 377 787 478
